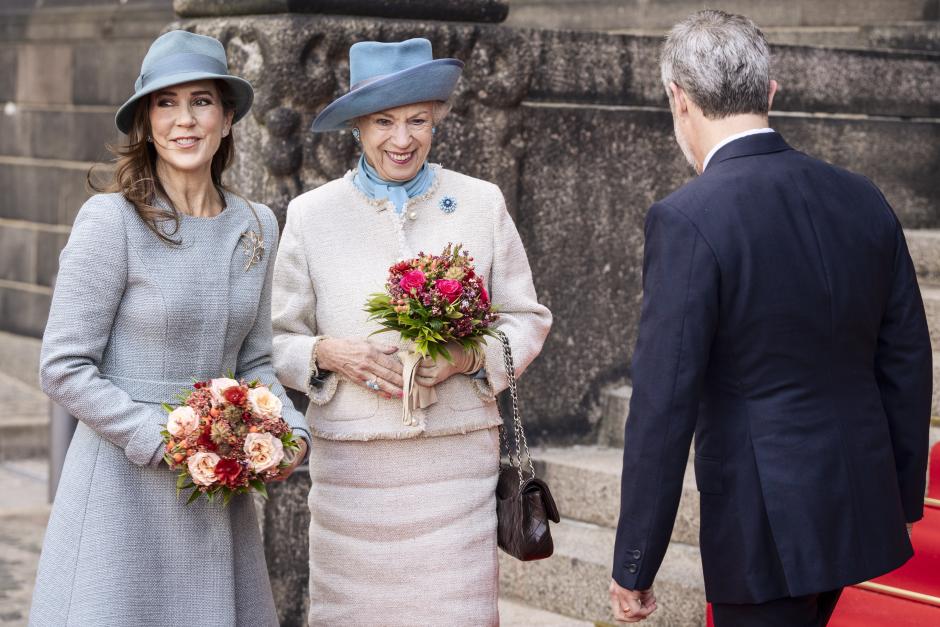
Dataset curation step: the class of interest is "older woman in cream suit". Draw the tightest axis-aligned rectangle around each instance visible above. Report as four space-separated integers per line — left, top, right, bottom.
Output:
272 39 551 626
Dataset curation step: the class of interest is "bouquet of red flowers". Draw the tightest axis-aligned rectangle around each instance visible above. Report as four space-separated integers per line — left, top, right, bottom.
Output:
365 243 499 361
162 377 301 505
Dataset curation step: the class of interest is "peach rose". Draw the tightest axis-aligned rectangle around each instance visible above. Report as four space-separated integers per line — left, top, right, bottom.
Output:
208 377 240 404
247 386 283 419
243 432 285 473
187 451 220 486
166 406 199 438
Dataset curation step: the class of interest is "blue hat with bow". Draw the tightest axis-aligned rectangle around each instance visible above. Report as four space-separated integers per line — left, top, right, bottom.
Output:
311 38 463 133
115 30 254 135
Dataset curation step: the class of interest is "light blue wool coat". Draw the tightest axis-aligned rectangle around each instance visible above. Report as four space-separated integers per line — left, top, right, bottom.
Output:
29 191 310 626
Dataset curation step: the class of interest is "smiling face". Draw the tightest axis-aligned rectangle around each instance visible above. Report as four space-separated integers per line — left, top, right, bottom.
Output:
356 102 435 181
148 79 233 177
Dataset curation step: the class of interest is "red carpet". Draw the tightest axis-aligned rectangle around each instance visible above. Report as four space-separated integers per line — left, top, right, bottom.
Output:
706 442 940 626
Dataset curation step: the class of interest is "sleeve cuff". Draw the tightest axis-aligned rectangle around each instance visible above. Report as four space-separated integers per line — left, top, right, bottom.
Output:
125 409 167 468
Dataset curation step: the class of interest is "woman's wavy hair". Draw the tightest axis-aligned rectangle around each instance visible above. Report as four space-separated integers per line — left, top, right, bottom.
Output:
89 80 237 245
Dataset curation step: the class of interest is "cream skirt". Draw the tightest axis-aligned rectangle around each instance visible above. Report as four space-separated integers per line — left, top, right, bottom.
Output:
307 427 501 626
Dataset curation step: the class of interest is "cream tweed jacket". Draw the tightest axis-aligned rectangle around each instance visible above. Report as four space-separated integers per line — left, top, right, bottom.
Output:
272 165 552 440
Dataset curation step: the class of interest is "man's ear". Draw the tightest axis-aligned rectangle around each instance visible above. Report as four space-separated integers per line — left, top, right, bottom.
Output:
669 82 689 115
767 79 778 111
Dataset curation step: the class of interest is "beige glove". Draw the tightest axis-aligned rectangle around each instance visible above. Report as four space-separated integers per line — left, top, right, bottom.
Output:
414 343 484 388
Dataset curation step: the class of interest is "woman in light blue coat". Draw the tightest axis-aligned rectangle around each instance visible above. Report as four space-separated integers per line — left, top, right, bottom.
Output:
29 31 309 626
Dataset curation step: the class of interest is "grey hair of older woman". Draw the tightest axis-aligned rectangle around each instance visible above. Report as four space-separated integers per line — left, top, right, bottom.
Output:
660 9 771 119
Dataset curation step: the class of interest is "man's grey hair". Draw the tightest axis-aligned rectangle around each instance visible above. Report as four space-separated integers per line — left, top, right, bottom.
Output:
661 9 772 119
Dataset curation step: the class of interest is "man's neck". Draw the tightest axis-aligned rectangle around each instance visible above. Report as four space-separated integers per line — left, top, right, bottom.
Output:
695 113 771 172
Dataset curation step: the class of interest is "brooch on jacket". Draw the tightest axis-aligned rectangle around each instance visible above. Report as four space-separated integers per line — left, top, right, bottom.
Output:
240 230 265 271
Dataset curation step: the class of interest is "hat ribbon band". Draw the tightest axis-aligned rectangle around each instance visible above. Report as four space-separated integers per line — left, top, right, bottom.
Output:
140 53 229 89
350 73 392 92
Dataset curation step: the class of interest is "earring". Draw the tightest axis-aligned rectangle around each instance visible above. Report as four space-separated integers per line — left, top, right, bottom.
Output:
222 128 229 137
351 127 361 142
431 127 437 136
146 136 153 143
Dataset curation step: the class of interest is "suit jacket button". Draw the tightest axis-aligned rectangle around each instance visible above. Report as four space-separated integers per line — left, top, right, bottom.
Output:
627 563 637 573
632 550 642 560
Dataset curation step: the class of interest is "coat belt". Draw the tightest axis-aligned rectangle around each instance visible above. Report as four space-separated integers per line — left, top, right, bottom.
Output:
103 374 194 405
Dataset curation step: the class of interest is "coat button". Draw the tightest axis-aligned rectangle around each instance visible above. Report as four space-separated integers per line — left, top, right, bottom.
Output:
633 549 642 560
408 211 418 220
626 563 637 574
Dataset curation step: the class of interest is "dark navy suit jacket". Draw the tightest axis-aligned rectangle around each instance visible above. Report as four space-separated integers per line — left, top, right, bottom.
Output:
612 132 932 604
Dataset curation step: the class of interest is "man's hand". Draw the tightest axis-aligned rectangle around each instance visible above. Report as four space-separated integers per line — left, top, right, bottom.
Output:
907 523 914 539
609 579 657 623
272 438 308 482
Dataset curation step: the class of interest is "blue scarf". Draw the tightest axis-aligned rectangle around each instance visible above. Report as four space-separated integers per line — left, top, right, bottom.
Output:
353 153 435 214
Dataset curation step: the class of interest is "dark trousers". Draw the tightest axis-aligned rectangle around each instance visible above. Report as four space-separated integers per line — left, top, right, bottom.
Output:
712 588 844 627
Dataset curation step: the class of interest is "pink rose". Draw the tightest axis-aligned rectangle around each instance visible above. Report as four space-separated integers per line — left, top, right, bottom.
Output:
243 432 285 473
187 451 220 486
435 279 463 303
166 406 199 438
399 270 427 294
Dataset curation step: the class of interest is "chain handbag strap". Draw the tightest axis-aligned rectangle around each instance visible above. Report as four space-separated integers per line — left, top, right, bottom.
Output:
494 329 536 490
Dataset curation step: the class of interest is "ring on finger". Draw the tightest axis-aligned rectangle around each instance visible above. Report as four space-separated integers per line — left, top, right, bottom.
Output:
364 378 381 391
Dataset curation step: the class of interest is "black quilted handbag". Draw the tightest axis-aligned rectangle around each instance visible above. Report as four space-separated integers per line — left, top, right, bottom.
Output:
493 330 560 561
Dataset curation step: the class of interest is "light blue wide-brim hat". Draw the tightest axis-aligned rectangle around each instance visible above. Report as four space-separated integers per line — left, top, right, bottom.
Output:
115 30 254 135
311 38 463 133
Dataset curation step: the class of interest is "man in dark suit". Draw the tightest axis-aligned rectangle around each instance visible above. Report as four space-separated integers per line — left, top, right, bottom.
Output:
608 9 932 626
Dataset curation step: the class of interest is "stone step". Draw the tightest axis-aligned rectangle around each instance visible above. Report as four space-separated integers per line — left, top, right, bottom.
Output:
906 229 940 282
920 286 940 348
598 384 631 449
0 331 42 389
0 158 90 227
534 445 699 545
0 106 120 163
498 597 594 626
0 222 70 289
0 372 49 462
0 281 51 339
499 518 705 626
505 0 938 31
520 28 939 120
0 38 156 107
763 23 940 53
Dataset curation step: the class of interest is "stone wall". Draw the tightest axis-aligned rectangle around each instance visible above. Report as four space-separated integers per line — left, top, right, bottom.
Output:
0 1 173 341
174 10 940 441
505 0 940 32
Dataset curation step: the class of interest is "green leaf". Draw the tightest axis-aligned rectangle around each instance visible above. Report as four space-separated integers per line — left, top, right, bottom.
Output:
162 403 175 413
223 490 234 507
251 480 269 499
186 489 202 505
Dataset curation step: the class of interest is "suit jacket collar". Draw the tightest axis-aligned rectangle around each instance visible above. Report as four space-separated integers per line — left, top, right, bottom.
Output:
705 131 792 171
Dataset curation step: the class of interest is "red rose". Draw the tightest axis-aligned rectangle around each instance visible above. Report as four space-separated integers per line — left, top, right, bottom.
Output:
435 279 463 303
223 385 247 406
399 270 427 294
480 285 490 306
214 458 243 487
196 425 216 451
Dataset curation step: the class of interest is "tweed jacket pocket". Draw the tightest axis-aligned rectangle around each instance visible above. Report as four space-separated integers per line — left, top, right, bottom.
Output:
318 379 379 421
438 375 488 412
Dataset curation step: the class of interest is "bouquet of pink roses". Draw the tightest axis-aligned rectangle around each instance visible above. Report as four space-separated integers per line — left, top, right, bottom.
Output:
365 243 498 360
162 377 301 505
